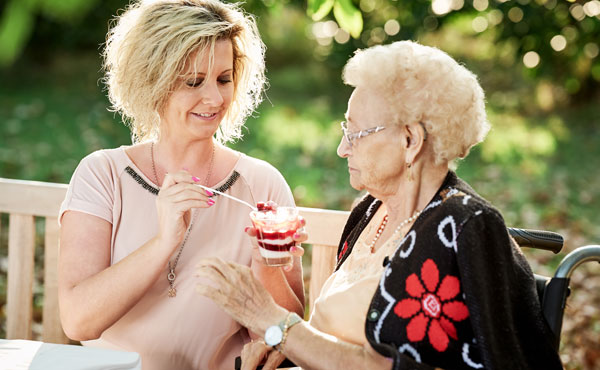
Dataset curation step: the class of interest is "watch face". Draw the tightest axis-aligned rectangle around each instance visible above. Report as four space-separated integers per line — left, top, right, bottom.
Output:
264 325 283 346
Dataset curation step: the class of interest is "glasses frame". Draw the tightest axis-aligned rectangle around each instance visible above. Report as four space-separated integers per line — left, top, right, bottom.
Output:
340 121 387 148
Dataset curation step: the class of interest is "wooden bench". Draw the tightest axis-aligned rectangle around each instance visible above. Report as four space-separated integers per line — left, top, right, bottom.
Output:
0 177 348 343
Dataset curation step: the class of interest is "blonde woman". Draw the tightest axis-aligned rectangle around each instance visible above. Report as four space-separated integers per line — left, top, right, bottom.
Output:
197 41 563 369
58 1 304 369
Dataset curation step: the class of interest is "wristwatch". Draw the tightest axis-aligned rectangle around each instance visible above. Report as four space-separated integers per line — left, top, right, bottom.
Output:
264 312 302 350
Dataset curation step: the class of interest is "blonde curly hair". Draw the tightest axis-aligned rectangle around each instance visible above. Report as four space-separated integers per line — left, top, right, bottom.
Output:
343 41 490 165
103 0 266 143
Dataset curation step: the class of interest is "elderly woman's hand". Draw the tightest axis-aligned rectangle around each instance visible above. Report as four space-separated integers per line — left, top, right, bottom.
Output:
240 340 286 370
196 258 288 334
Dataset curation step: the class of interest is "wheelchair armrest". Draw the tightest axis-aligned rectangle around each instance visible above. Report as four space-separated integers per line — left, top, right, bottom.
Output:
541 276 570 350
534 274 551 303
508 227 564 254
534 273 568 348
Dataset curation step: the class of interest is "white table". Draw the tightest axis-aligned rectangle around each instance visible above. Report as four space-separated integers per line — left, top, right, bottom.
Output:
0 339 141 370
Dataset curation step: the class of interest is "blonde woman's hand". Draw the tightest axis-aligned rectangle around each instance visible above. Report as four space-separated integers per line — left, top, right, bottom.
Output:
156 170 214 251
196 257 288 334
240 340 286 370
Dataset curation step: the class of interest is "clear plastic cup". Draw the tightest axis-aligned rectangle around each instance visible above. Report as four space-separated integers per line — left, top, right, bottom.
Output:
249 206 300 266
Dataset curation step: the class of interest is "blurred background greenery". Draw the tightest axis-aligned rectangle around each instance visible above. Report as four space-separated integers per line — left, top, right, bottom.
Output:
0 0 599 368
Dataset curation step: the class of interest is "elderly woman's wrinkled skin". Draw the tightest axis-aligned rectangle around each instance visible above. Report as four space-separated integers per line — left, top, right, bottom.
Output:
338 87 407 196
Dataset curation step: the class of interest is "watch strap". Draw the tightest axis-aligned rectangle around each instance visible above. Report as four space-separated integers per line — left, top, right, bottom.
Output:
276 312 302 352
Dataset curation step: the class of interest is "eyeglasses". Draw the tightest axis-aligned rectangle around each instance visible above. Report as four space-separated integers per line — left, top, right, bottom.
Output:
340 121 386 148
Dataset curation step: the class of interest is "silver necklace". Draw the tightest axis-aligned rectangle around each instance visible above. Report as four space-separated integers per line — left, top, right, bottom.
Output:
369 210 422 253
150 141 215 297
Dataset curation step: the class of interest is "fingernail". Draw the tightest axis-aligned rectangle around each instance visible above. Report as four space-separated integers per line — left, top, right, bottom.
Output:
290 246 297 253
192 176 200 182
293 232 301 239
205 189 214 196
207 199 215 206
182 167 189 171
244 227 250 233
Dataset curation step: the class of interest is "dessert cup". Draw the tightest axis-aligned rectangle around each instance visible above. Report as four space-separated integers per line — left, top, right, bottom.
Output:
249 206 300 266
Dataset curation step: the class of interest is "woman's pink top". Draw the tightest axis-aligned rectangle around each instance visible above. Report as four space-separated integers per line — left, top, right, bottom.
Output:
59 146 294 370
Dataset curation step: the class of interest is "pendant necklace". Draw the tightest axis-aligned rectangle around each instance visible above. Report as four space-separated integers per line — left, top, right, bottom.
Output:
151 141 215 297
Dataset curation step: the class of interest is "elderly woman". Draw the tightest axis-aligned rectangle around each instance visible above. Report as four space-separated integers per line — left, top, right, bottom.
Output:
197 41 563 369
58 1 304 369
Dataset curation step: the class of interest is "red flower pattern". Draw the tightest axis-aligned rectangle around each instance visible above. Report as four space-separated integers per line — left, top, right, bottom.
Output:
394 259 469 352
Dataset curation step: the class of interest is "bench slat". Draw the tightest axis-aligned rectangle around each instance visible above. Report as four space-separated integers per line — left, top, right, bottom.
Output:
309 244 338 311
298 207 349 247
7 214 35 340
298 207 348 312
43 216 69 344
0 178 68 218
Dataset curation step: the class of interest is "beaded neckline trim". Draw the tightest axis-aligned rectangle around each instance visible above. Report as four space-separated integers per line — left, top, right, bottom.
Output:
125 167 159 195
125 166 240 196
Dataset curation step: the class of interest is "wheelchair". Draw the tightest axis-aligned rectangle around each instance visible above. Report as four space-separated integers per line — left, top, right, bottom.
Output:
509 227 600 350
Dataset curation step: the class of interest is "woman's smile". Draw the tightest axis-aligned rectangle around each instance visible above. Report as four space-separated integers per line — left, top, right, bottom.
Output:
191 111 220 121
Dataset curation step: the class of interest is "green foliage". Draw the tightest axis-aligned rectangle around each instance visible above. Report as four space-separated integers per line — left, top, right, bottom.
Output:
308 0 335 20
489 0 600 96
0 0 36 66
307 0 363 37
2 0 599 105
300 0 600 105
38 0 101 21
0 0 101 66
332 0 363 38
0 52 131 182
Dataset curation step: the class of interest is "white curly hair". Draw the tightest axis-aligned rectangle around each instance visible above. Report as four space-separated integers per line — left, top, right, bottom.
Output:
343 41 490 165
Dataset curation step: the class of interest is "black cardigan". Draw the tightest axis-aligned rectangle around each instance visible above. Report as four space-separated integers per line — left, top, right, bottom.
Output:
337 172 563 370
